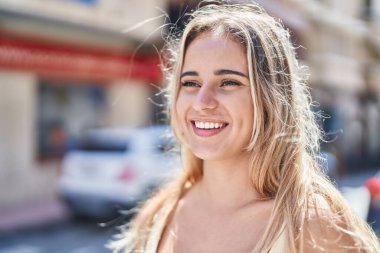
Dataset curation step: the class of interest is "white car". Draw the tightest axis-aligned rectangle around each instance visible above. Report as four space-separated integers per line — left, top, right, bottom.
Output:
59 125 179 219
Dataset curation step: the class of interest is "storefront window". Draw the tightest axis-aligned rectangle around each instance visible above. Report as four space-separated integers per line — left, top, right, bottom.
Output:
37 80 106 160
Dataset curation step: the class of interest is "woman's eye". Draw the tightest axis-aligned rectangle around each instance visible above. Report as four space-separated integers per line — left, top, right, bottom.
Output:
181 81 199 87
221 80 242 87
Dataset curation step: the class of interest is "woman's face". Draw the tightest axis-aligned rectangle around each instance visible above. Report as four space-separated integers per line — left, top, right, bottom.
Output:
176 33 254 161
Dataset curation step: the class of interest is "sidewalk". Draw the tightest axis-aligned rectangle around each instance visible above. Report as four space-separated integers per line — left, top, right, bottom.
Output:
0 199 70 233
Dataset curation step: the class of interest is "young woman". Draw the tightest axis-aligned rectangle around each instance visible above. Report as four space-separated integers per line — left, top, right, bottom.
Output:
111 1 380 252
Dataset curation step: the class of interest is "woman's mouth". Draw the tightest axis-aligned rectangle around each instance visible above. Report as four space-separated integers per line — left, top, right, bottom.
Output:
190 120 228 137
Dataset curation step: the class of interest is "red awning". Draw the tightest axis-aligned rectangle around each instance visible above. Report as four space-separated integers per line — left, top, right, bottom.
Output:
0 33 162 83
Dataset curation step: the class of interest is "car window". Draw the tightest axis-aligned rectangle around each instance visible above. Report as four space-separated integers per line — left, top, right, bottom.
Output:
76 138 129 153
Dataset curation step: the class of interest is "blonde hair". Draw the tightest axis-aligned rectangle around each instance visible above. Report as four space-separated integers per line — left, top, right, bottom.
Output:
112 1 380 252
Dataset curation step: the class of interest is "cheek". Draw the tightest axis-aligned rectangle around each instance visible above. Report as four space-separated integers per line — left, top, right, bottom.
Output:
244 99 255 143
245 103 254 125
174 94 188 136
175 98 184 123
234 94 254 130
175 92 189 120
174 95 193 145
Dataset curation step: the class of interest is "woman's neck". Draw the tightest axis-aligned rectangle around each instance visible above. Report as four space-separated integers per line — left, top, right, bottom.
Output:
196 153 262 211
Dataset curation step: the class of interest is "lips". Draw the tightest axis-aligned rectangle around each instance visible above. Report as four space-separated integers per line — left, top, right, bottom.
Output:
190 120 228 137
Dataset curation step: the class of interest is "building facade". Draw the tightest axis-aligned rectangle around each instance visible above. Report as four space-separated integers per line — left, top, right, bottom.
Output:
256 0 380 175
0 0 167 211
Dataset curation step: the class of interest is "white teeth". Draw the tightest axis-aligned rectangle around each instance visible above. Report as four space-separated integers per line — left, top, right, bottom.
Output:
194 121 225 129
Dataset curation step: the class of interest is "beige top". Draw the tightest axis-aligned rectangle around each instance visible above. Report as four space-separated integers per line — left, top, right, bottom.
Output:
143 200 286 253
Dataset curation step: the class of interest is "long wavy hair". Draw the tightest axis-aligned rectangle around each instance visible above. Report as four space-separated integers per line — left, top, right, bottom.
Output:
111 1 380 252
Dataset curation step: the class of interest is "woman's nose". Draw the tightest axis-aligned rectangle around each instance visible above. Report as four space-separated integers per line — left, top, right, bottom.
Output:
192 85 218 111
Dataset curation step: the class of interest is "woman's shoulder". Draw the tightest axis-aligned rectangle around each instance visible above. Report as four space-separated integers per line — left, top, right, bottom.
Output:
301 193 371 252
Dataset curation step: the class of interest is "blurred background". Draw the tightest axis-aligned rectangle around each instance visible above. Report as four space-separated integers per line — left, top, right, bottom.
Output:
0 0 379 252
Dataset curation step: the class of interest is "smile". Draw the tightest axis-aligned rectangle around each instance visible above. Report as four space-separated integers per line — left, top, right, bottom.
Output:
194 121 226 129
190 120 228 137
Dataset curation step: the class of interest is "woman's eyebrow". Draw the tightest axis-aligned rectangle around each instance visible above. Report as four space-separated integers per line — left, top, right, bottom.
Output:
214 69 248 78
180 71 198 78
180 69 248 79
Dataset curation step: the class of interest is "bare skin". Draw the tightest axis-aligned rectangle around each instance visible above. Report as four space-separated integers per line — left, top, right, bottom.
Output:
157 182 274 253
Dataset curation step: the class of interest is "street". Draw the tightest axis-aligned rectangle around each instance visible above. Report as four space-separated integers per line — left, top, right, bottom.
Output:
0 217 129 253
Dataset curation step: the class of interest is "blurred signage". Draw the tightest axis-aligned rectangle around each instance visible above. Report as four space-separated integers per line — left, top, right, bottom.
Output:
0 34 161 82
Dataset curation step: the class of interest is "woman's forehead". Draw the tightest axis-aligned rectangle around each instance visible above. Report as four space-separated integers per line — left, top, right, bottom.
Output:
182 33 248 74
188 30 246 49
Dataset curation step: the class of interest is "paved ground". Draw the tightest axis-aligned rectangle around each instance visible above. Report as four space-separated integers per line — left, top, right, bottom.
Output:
0 200 69 232
0 218 128 253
